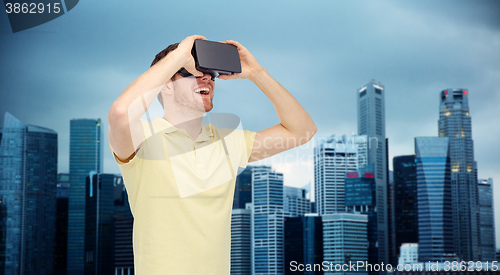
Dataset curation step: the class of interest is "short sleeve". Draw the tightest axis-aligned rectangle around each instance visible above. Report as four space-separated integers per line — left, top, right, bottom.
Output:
239 130 257 168
109 143 142 207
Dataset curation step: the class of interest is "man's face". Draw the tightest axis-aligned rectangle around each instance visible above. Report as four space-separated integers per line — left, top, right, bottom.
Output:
171 72 215 113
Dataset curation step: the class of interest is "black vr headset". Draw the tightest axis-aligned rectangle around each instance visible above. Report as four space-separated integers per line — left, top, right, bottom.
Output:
177 40 242 81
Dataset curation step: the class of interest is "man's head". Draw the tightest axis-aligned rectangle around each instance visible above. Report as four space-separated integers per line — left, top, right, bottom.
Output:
151 43 215 114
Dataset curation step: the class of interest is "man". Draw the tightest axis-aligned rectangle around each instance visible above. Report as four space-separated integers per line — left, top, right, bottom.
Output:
108 35 316 274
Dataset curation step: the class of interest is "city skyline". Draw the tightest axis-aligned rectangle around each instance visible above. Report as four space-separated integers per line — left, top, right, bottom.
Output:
1 0 499 248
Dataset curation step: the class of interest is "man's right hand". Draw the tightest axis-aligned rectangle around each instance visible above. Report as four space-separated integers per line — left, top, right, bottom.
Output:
167 35 207 78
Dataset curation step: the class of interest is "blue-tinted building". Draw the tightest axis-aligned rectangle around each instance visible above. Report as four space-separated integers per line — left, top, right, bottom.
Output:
393 155 418 251
344 164 377 268
252 166 285 275
284 186 310 217
477 178 496 261
284 214 323 275
357 80 389 267
415 137 454 261
67 119 103 275
231 206 252 275
84 173 115 275
55 173 70 275
234 166 253 209
113 175 134 274
0 112 58 274
438 89 479 260
322 213 368 275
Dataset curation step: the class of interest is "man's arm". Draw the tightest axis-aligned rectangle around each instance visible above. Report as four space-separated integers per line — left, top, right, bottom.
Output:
108 35 206 162
218 40 317 162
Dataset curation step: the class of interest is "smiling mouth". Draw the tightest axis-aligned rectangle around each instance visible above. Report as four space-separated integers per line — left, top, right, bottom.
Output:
194 87 210 95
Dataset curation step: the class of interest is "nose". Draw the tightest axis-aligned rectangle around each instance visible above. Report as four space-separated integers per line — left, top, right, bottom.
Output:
200 73 212 81
198 72 217 82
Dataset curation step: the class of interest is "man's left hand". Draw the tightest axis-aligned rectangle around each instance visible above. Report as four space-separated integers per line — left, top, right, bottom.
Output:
217 40 264 82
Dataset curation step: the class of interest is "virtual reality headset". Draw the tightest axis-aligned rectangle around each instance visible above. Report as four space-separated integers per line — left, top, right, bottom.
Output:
177 40 242 81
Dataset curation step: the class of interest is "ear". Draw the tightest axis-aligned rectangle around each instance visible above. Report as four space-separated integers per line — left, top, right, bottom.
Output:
163 81 174 96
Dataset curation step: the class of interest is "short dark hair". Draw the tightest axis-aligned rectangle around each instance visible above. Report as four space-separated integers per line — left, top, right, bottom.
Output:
151 43 179 109
150 43 179 68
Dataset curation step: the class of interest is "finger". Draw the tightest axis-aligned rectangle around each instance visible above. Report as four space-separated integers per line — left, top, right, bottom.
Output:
190 35 207 41
226 40 247 50
217 74 237 80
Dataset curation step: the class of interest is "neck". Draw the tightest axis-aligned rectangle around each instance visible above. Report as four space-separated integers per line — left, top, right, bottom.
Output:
163 107 205 140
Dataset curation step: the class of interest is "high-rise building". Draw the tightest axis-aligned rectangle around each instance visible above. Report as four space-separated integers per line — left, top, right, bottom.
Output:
67 119 103 275
84 173 114 275
284 186 311 217
344 164 377 269
55 173 70 275
284 213 323 275
231 205 252 275
477 178 496 261
314 134 367 215
252 165 285 275
415 137 454 261
438 88 479 260
113 175 134 275
357 79 389 266
393 155 418 251
387 139 397 268
234 166 253 209
0 112 58 274
322 213 368 275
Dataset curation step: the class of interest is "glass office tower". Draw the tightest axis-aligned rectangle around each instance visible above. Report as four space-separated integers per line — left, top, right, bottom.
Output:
84 173 115 275
357 80 389 267
284 214 323 275
393 155 418 251
438 88 479 260
67 119 103 275
114 175 134 275
477 178 496 261
344 164 378 270
55 173 70 275
0 112 58 274
322 213 368 275
234 166 253 209
284 186 310 218
415 137 453 261
252 166 285 275
231 207 252 275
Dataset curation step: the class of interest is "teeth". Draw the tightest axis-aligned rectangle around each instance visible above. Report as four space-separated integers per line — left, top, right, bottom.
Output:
194 87 210 94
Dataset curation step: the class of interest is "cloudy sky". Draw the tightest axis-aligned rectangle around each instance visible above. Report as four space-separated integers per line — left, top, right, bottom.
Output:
1 0 499 247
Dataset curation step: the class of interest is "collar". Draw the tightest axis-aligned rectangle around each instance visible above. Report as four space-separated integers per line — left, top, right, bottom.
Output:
151 116 214 142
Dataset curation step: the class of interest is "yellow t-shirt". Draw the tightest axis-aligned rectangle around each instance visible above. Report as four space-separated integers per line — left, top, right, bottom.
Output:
109 116 256 275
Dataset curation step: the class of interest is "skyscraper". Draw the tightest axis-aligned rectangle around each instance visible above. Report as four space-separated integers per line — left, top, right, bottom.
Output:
113 175 134 275
314 134 367 215
233 166 253 209
393 155 418 251
84 173 115 275
67 119 103 275
438 88 479 261
415 137 453 261
322 213 368 275
252 165 285 275
477 178 496 261
344 164 378 269
55 173 70 275
231 206 252 275
0 112 58 274
357 79 388 266
284 214 323 275
284 186 311 217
